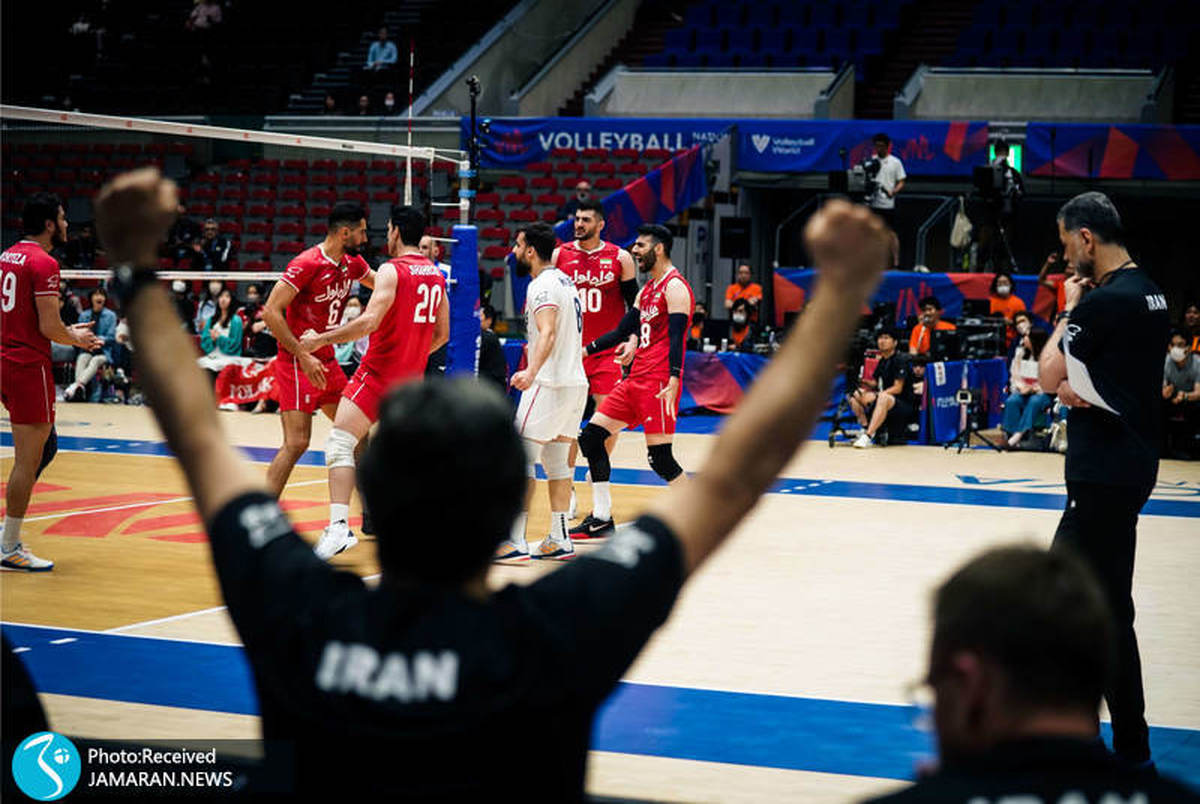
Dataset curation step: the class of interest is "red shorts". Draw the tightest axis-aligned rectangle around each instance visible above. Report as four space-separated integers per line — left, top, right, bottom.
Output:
583 349 622 397
596 374 678 436
274 353 347 414
0 357 55 425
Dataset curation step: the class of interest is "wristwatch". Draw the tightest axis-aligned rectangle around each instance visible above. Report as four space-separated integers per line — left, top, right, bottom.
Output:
109 265 159 306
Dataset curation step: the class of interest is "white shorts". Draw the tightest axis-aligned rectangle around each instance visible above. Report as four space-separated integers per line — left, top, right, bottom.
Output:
514 383 588 443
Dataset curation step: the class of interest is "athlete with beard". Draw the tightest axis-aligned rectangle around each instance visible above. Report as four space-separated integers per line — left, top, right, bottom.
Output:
298 205 448 559
263 202 374 498
1 193 103 570
552 200 637 519
572 224 694 540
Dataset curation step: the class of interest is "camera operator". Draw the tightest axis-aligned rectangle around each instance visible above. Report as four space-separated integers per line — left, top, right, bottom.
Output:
849 327 917 448
977 141 1023 271
864 133 905 268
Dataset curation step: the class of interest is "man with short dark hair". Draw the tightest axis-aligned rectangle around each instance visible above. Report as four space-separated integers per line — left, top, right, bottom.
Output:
850 328 917 447
188 217 233 271
298 204 449 559
1039 191 1170 769
96 170 889 800
477 303 508 393
573 224 694 538
866 133 904 268
262 202 374 499
908 295 956 356
863 546 1197 803
1 193 102 571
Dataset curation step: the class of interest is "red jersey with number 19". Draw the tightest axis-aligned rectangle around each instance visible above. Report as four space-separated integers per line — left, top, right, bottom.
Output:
0 240 60 365
279 245 370 362
360 253 447 384
554 240 625 344
631 266 694 382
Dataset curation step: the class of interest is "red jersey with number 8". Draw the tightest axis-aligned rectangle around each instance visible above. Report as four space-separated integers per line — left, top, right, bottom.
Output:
0 240 60 365
631 266 694 382
555 240 625 344
279 245 370 362
360 253 447 384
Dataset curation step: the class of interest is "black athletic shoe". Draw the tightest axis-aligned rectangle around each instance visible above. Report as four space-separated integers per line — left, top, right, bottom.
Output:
568 515 615 541
360 506 375 537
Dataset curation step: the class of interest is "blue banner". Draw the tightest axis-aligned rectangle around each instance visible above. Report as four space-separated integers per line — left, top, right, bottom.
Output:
467 117 989 176
924 358 1008 444
1025 122 1200 180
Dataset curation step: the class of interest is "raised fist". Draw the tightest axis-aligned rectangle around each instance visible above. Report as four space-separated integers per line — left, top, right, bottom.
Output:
95 168 178 269
802 199 889 292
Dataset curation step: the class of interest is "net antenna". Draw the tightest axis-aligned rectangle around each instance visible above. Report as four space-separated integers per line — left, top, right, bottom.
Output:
405 37 415 206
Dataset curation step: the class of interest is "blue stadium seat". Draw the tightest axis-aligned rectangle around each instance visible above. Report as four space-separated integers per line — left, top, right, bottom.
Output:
810 4 836 26
1025 28 1057 57
778 3 808 26
974 4 1003 26
727 26 756 52
790 25 822 52
760 27 788 54
663 28 693 51
1004 4 1036 27
857 27 885 55
706 50 737 67
643 51 674 68
713 4 743 26
746 4 777 27
675 51 706 67
873 3 902 29
735 50 770 67
770 51 807 67
1037 5 1071 27
684 4 714 27
694 26 725 52
825 27 853 56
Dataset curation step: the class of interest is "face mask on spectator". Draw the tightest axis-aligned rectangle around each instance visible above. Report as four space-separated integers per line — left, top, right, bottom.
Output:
343 305 361 323
996 282 1012 296
208 282 222 297
172 280 187 294
1170 346 1188 362
1017 320 1031 335
732 313 747 326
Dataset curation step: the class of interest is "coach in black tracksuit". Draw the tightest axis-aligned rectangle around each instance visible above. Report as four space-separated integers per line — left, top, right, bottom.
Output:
1040 192 1170 768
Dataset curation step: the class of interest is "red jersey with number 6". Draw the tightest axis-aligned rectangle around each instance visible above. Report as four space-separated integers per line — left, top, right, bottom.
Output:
0 240 60 365
631 266 694 382
360 253 447 384
555 240 625 344
279 245 370 362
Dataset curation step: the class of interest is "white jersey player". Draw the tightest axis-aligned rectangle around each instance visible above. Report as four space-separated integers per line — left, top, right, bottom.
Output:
497 222 587 562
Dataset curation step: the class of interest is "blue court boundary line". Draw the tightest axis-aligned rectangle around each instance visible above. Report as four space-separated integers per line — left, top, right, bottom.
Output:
3 623 1197 788
5 432 1198 518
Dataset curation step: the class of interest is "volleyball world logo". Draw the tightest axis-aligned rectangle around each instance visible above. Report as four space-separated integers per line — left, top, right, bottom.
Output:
12 732 81 801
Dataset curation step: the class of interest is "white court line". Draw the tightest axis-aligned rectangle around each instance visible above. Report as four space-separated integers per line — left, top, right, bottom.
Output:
18 479 327 524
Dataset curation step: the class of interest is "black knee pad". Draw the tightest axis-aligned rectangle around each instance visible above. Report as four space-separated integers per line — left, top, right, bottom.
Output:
647 443 683 482
582 394 597 422
35 427 58 479
577 422 612 482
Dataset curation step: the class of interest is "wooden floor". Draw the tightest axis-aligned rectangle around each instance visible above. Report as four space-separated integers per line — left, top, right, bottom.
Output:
4 403 1199 801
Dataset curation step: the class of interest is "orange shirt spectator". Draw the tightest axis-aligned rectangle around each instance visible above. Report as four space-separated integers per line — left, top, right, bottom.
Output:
989 272 1026 321
908 296 957 355
725 264 763 321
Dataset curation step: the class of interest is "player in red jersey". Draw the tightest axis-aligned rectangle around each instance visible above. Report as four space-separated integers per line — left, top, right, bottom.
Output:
551 199 638 518
1 193 102 571
298 205 449 559
571 224 694 540
262 202 374 497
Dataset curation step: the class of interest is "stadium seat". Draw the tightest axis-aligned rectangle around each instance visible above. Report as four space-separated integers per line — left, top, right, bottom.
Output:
694 27 725 52
369 174 397 188
243 239 272 257
541 210 560 223
535 192 566 206
219 221 243 237
530 176 558 191
501 192 533 206
280 189 307 203
508 209 538 222
595 177 622 191
550 147 578 159
341 190 367 203
683 4 714 27
714 5 743 26
557 160 586 175
581 148 609 159
525 161 554 175
746 4 777 27
246 220 274 236
277 203 306 219
644 148 672 162
727 27 756 52
612 148 638 160
308 204 332 220
276 221 305 237
498 175 527 191
221 186 248 201
476 192 501 207
482 244 510 260
340 159 367 172
476 208 504 222
311 172 337 187
560 176 586 189
218 204 244 219
275 240 306 254
243 260 271 272
191 203 216 217
587 161 616 176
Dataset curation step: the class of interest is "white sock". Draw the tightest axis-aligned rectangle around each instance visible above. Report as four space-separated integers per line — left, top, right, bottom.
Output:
550 512 569 542
2 516 23 551
592 482 612 520
330 503 350 527
1008 431 1023 447
510 512 528 547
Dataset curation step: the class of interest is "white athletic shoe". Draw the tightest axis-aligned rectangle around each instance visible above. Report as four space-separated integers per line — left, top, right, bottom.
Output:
1 543 54 572
493 539 530 563
314 524 358 560
568 488 578 521
532 536 575 561
852 433 875 449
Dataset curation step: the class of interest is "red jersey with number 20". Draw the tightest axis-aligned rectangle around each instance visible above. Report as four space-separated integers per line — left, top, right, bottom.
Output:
631 266 694 382
0 240 61 365
555 240 625 345
360 253 447 384
280 245 370 362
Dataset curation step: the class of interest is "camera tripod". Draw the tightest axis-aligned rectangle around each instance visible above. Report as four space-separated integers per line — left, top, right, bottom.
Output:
993 216 1019 273
943 400 1003 454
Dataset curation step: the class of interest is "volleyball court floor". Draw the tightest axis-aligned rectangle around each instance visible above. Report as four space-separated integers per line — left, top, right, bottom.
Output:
3 404 1198 801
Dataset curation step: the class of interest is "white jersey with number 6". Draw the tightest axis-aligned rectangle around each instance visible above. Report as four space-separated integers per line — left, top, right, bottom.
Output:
525 267 587 388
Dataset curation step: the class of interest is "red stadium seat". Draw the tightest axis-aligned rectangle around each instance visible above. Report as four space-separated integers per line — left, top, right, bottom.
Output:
312 159 337 170
559 176 585 189
281 173 307 187
227 159 252 170
644 148 671 161
338 174 366 188
476 208 504 222
191 188 218 203
243 239 272 256
595 177 622 191
612 148 638 160
369 159 398 172
476 192 501 207
193 171 220 185
616 161 647 177
530 176 557 191
275 240 306 254
557 161 585 175
308 204 332 219
218 203 244 218
340 190 367 203
280 189 307 203
243 259 272 272
525 161 554 175
425 226 445 238
541 210 560 223
482 244 510 260
223 172 249 186
276 221 305 237
250 172 278 186
282 159 307 170
250 188 277 202
581 148 609 159
369 173 397 187
310 189 336 204
308 222 327 236
371 191 399 203
550 148 578 159
507 209 537 222
535 193 566 207
310 172 336 187
340 159 367 171
246 204 274 219
277 204 306 219
190 203 215 217
246 220 273 236
501 192 532 206
219 221 242 236
480 226 511 242
221 187 248 200
587 161 616 176
498 176 527 191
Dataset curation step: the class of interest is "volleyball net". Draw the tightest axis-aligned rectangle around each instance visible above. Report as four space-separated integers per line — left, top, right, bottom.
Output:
0 105 481 375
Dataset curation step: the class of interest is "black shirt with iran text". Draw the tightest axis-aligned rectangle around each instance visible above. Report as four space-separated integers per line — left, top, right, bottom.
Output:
1060 267 1170 487
206 492 685 800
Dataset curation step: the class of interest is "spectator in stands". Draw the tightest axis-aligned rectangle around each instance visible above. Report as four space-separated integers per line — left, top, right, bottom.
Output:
65 222 99 269
1037 252 1073 315
355 94 372 116
51 286 82 365
989 271 1025 346
419 234 451 274
193 279 225 336
724 263 763 320
171 279 197 333
1002 310 1053 450
1163 330 1200 459
334 297 365 378
558 181 592 222
197 287 244 379
478 303 509 394
188 218 233 271
727 298 759 352
908 295 957 356
383 91 399 116
185 0 222 32
166 203 202 265
1181 301 1200 354
866 133 905 267
863 546 1197 803
366 27 398 71
688 302 708 350
850 328 917 448
239 283 277 359
321 93 340 115
64 288 118 402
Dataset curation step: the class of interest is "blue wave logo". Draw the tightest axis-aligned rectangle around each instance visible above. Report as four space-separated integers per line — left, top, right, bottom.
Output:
12 732 81 801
